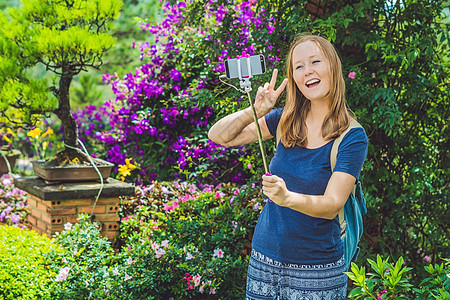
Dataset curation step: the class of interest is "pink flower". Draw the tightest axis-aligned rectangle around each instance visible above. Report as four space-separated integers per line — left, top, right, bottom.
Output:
163 203 174 212
124 273 132 281
161 240 169 248
64 222 72 231
183 272 194 290
55 267 70 281
127 257 133 265
155 248 166 258
348 72 356 79
377 289 387 299
247 163 252 169
151 241 160 251
231 221 238 229
112 267 119 276
423 255 431 263
161 186 169 194
210 287 216 295
186 252 194 260
172 200 179 208
213 248 224 258
193 274 202 287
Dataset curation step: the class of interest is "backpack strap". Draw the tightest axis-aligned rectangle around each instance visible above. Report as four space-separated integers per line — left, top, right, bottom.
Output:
330 120 362 237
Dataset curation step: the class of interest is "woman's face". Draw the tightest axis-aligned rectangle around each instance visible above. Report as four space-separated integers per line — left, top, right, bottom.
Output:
292 40 331 102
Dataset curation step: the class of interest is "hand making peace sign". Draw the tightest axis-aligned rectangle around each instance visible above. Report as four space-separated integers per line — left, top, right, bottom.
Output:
254 69 288 118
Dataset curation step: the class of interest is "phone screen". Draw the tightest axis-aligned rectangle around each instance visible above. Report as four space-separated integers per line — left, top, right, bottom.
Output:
225 55 266 79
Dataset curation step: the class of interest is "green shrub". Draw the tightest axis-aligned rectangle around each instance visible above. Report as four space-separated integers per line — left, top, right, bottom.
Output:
44 214 118 299
0 225 55 299
346 255 450 299
117 180 263 299
42 181 262 299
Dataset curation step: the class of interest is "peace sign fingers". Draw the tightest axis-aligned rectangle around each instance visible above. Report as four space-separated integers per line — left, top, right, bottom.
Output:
270 69 288 98
254 69 287 117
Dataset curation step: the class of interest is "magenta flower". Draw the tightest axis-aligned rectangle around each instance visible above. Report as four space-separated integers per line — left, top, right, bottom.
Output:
170 69 182 82
348 71 356 79
163 203 174 212
423 255 432 262
377 289 387 299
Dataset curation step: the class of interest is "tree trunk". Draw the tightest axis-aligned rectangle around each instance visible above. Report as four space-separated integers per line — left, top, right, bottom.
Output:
55 69 78 153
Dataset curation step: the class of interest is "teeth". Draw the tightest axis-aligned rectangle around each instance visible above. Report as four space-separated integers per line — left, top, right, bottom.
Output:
306 79 320 86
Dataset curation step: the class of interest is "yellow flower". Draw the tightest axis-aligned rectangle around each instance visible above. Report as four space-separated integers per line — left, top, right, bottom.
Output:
125 158 137 170
27 128 42 139
118 164 132 177
42 127 54 138
118 158 139 181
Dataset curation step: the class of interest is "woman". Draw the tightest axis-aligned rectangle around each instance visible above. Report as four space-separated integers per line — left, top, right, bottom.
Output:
208 34 368 299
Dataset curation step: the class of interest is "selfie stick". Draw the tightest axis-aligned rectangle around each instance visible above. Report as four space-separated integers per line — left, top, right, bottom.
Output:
237 57 270 174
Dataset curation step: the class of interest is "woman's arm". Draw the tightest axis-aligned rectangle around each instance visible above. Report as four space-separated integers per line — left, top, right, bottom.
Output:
208 108 271 147
208 69 287 147
261 172 356 220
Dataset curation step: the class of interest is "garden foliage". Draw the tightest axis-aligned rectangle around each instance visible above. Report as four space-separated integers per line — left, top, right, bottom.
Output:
0 0 448 296
73 0 448 282
0 174 28 227
346 255 450 299
43 181 264 299
0 225 54 299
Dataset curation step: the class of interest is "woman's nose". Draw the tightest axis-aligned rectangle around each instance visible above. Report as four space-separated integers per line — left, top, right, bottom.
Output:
304 64 313 75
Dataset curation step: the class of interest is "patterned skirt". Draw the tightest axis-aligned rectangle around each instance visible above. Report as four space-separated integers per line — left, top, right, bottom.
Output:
246 249 347 300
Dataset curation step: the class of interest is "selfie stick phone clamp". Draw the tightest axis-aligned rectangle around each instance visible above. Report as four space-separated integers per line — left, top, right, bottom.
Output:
236 57 270 174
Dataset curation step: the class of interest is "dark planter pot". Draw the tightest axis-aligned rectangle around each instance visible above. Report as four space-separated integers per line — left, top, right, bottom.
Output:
31 158 114 183
0 149 21 175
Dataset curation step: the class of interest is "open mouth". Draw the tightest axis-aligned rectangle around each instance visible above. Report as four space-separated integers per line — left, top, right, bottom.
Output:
306 79 320 88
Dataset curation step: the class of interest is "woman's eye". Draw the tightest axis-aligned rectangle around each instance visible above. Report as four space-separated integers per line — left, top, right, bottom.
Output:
312 60 320 64
296 65 304 69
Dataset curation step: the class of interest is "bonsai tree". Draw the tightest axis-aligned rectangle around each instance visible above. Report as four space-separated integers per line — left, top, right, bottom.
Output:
0 0 122 164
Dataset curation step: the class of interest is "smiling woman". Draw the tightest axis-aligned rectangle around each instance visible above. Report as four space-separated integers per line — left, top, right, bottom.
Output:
208 33 368 299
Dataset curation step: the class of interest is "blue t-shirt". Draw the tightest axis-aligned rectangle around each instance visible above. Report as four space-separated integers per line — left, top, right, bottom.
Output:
252 108 368 265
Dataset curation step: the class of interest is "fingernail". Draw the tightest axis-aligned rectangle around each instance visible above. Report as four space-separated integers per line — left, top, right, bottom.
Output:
265 173 272 176
268 198 273 202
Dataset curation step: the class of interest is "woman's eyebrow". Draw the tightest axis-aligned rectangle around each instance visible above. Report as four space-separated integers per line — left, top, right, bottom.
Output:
293 55 320 65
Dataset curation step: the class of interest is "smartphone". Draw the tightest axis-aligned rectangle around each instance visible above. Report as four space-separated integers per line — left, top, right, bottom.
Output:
225 54 266 79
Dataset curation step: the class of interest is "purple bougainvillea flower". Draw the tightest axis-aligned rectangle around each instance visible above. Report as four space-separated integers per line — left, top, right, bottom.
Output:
170 69 182 82
348 71 356 79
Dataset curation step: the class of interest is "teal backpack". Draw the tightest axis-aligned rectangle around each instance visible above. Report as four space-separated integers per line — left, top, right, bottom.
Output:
276 120 367 270
330 120 367 270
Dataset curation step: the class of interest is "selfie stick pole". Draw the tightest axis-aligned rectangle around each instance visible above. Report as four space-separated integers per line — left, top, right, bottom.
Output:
238 57 269 174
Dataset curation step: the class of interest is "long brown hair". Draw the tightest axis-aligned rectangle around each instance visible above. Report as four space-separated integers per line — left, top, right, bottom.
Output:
279 33 351 148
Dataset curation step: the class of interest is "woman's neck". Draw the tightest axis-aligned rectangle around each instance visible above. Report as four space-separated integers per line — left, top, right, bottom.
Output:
307 99 329 125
